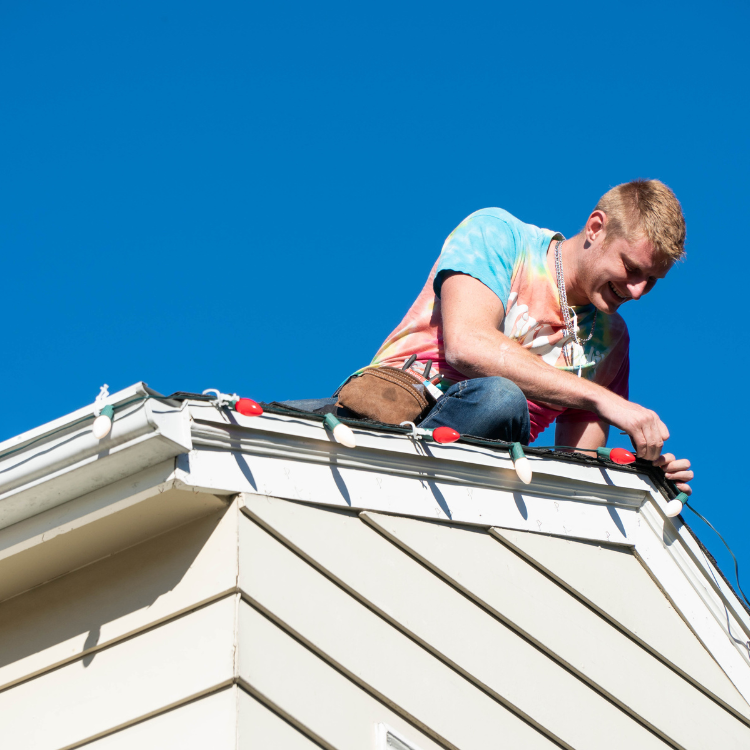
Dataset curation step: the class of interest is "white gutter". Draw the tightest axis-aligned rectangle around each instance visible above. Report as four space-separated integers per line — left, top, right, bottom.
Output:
0 383 192 530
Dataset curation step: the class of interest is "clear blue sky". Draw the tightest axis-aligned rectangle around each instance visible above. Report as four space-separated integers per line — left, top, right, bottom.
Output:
2 2 748 590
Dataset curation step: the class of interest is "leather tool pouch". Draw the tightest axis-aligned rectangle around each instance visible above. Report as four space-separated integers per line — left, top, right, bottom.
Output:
337 367 434 425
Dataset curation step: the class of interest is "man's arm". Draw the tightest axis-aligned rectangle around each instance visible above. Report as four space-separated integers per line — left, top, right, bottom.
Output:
555 420 609 451
440 272 669 460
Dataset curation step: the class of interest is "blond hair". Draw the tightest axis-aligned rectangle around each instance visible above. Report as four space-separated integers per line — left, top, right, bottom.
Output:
594 179 686 262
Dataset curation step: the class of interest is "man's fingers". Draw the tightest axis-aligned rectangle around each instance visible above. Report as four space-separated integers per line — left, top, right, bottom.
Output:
657 456 693 489
665 470 694 483
632 428 650 459
656 452 693 493
634 432 662 462
642 427 663 462
640 413 666 462
651 419 669 461
618 407 667 462
647 445 663 462
653 453 675 467
637 442 662 462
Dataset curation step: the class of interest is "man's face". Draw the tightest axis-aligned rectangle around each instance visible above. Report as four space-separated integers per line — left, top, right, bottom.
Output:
583 235 672 314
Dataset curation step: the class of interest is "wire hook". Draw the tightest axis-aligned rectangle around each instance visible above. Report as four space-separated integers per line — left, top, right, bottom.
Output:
400 420 420 439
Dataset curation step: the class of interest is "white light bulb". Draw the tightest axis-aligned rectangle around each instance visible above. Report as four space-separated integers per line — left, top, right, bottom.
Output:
92 414 113 439
332 423 356 448
513 456 533 484
665 499 684 518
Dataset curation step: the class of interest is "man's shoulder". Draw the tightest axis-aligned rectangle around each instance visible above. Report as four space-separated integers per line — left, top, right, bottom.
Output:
458 208 553 245
604 311 630 341
463 207 536 230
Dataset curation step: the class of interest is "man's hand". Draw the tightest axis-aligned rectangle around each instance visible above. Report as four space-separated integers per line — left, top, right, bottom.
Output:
596 398 670 461
653 454 694 495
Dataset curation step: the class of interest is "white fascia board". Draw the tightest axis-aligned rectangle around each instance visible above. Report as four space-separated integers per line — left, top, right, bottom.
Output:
190 402 652 493
187 404 651 507
639 479 750 638
0 460 231 605
0 383 192 531
183 406 646 546
634 490 750 701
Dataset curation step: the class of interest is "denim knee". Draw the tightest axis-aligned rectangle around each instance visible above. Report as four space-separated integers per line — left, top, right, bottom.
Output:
479 377 526 409
420 376 530 444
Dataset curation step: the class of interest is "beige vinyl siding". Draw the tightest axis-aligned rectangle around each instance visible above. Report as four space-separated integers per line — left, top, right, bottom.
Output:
241 494 750 750
0 506 238 692
238 689 326 749
493 526 750 715
239 517 557 749
0 497 440 750
84 687 323 750
2 490 749 750
0 596 236 750
240 500 650 750
238 604 444 750
83 687 239 749
364 510 750 746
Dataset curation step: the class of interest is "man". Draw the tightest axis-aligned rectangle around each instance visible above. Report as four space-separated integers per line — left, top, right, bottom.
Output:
369 179 693 494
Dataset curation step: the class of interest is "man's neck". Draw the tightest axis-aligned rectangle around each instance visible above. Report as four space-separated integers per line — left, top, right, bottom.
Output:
547 233 589 306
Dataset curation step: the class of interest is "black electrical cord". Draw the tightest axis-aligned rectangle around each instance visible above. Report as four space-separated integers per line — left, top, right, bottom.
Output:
0 396 148 462
683 503 750 612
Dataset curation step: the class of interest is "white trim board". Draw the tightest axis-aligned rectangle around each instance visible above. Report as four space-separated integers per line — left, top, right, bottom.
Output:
0 390 192 531
0 460 230 604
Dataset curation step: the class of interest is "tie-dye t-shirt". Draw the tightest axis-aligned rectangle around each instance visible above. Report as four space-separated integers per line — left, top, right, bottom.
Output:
368 208 629 441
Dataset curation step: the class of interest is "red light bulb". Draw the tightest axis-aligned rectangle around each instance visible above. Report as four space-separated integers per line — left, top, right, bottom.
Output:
610 447 636 465
432 426 460 444
235 398 263 417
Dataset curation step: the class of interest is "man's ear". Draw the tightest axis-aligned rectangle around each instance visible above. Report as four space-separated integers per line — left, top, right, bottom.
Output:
585 210 607 244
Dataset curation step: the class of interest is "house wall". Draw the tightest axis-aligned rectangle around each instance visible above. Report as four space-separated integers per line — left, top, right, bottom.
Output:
2 486 750 750
84 688 322 750
0 493 442 750
239 493 750 750
0 504 239 750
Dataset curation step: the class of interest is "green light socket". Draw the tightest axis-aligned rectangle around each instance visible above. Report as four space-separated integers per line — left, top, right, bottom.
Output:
510 442 525 461
323 413 342 430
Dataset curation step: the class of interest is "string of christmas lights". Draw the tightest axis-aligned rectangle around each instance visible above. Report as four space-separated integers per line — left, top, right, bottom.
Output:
81 386 677 503
12 384 733 610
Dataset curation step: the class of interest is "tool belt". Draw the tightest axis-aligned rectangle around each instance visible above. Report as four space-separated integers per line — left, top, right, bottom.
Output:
337 367 436 425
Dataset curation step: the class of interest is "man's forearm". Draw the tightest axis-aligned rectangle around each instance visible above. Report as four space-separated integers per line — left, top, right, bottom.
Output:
447 329 618 417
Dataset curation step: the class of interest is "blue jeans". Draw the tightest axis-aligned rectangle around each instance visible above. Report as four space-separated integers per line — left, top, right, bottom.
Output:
420 377 530 444
279 376 530 444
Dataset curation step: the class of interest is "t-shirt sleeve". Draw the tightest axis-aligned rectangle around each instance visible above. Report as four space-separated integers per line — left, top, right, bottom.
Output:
433 213 519 308
555 346 630 424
